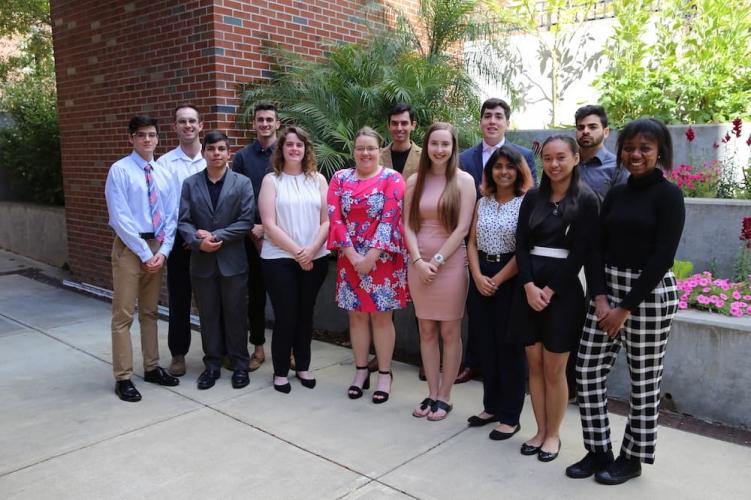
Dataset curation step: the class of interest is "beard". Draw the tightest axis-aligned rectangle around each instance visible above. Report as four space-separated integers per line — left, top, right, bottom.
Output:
577 135 604 149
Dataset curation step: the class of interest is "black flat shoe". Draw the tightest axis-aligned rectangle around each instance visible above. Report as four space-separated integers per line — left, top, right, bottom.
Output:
595 455 642 485
412 397 434 418
296 373 316 389
467 414 497 427
144 366 180 386
538 439 561 462
197 369 220 390
372 370 392 404
489 424 521 441
231 370 250 389
566 451 615 479
115 380 141 402
273 381 291 393
348 366 370 399
520 442 542 456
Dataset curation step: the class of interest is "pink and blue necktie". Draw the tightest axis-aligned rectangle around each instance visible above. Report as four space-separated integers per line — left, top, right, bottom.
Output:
144 164 165 242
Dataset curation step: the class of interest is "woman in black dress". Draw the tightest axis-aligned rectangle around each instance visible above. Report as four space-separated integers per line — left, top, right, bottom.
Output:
566 118 684 485
512 135 598 462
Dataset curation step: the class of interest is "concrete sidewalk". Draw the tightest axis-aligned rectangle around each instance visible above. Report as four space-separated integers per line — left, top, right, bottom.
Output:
0 252 748 499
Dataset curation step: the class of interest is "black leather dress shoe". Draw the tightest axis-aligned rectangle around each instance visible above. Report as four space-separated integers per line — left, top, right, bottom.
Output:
538 439 561 462
197 369 221 390
467 414 497 427
115 380 142 402
489 424 521 441
566 450 615 479
144 366 180 386
595 455 642 485
231 370 250 389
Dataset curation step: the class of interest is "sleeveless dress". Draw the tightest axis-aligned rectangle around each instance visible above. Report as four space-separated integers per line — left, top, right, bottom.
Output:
408 173 469 321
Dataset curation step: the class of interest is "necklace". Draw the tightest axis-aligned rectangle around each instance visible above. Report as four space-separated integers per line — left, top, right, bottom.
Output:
552 201 560 216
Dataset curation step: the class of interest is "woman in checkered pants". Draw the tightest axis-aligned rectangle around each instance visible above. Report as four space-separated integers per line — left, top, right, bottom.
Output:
566 118 685 485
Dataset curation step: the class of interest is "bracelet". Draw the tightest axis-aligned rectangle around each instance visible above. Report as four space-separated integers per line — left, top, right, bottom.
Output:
413 257 424 264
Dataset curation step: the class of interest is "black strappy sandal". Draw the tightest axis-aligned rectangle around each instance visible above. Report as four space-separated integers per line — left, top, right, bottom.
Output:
412 397 435 418
347 365 371 399
372 370 393 404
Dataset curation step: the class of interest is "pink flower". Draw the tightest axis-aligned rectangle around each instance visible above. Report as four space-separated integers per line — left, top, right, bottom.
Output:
702 287 711 292
679 301 688 309
732 290 742 300
731 309 743 317
743 295 751 300
697 295 710 304
699 278 710 286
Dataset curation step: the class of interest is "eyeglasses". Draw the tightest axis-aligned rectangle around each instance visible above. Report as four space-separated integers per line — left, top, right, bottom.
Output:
354 146 379 152
133 132 158 139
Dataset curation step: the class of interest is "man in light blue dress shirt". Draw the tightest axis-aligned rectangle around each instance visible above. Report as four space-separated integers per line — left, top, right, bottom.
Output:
575 104 627 202
104 115 180 402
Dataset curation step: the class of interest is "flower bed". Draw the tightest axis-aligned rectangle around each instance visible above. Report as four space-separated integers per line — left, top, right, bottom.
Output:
678 272 751 318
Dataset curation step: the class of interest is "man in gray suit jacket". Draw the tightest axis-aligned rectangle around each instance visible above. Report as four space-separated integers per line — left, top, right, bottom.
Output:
178 130 255 390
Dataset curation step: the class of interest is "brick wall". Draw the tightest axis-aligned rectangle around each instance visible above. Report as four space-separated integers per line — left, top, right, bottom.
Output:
50 0 416 290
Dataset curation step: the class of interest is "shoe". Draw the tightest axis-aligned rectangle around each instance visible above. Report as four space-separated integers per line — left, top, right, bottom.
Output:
274 377 291 394
467 414 497 427
520 442 542 456
427 400 452 421
595 455 642 485
372 370 393 404
538 439 561 462
455 366 481 384
197 369 220 390
249 353 265 372
168 355 186 377
144 366 180 386
347 366 370 399
289 353 296 371
418 365 426 381
115 380 142 402
566 451 615 479
412 397 434 418
231 370 250 389
489 424 521 441
296 372 316 389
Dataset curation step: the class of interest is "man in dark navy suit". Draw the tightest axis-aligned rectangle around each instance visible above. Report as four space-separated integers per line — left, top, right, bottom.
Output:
456 97 537 384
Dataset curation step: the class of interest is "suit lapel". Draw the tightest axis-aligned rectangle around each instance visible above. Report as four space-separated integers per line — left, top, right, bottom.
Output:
215 169 235 213
196 173 214 215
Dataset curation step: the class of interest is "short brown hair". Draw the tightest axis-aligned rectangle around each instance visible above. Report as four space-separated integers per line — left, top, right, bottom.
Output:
271 126 317 176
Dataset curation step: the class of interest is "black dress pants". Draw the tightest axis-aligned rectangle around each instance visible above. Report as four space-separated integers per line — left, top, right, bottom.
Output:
167 232 192 357
245 238 267 346
466 255 526 426
192 272 250 371
262 257 328 377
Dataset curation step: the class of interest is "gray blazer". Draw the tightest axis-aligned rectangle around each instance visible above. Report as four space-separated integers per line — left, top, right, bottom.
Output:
178 169 254 278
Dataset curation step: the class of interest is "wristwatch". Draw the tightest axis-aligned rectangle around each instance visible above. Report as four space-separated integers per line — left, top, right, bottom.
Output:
433 253 445 266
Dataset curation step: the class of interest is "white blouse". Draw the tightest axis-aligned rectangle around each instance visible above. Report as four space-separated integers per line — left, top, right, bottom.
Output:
261 172 329 260
475 195 524 254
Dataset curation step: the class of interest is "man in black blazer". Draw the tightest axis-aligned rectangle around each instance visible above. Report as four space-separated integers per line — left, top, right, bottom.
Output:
178 130 255 390
456 98 538 384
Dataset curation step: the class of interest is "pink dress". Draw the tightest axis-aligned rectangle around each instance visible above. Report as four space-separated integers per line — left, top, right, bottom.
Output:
408 173 468 320
327 168 409 312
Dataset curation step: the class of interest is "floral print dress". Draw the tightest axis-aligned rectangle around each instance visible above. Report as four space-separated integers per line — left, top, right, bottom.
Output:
327 167 409 312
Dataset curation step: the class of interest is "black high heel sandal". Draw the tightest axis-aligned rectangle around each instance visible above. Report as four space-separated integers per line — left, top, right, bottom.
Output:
348 366 371 399
372 370 393 404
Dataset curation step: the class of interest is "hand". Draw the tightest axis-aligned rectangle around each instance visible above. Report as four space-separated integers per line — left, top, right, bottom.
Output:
416 259 438 285
472 273 496 296
524 282 550 312
541 286 555 302
594 295 612 322
195 229 212 240
199 237 223 253
143 253 165 273
295 246 315 266
250 224 264 240
299 260 313 271
353 254 376 275
598 306 630 338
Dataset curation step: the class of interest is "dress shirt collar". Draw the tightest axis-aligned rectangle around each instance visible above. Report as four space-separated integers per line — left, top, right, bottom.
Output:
204 167 228 184
252 140 276 155
129 151 154 169
172 145 203 163
482 138 506 154
582 146 616 167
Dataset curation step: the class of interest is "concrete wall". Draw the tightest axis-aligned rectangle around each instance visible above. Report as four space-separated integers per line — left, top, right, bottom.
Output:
0 202 68 267
607 310 751 428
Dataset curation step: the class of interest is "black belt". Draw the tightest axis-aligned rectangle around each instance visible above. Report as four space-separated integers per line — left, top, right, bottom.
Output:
139 232 156 240
478 251 513 262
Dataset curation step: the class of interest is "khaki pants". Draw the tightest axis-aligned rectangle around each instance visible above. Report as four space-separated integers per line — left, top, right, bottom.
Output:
111 237 163 381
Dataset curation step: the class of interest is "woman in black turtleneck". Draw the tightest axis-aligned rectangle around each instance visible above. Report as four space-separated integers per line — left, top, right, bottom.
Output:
566 118 685 485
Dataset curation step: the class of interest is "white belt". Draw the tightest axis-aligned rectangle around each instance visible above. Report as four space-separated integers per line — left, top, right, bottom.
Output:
530 246 569 259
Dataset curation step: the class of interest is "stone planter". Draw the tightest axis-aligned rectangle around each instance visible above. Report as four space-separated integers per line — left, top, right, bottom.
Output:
0 201 68 267
607 310 751 428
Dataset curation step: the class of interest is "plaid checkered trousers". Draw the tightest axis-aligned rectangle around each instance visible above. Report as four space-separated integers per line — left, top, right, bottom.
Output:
576 265 679 464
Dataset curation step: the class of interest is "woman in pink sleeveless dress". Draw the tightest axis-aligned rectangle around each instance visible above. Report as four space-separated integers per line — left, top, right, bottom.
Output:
404 122 477 421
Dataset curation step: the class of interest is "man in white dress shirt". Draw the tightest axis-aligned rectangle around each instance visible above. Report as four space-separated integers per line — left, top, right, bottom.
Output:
105 115 180 402
157 104 206 377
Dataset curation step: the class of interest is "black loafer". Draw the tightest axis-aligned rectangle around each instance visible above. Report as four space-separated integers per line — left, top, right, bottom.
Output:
115 380 141 402
489 424 521 441
231 370 250 389
144 366 180 387
296 373 316 389
595 455 642 485
520 442 542 456
467 414 497 427
197 369 220 390
566 451 615 479
274 381 292 394
538 440 561 462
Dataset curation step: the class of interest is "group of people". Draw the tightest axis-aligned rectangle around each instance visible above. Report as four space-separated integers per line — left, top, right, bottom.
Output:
104 97 684 486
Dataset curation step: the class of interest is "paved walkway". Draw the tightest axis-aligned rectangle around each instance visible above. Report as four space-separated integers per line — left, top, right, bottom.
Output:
0 250 748 499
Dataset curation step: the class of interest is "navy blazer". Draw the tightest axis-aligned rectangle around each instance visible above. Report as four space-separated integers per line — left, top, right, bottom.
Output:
458 141 537 196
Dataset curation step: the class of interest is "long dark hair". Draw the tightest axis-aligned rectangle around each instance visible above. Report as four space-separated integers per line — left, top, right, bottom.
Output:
616 118 673 173
483 145 534 197
528 134 581 230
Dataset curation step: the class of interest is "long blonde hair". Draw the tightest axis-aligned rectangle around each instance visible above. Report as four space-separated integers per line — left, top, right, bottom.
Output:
408 122 461 233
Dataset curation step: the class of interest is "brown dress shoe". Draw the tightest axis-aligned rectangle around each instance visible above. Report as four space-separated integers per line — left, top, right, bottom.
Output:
455 366 482 384
168 355 186 377
249 353 265 372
